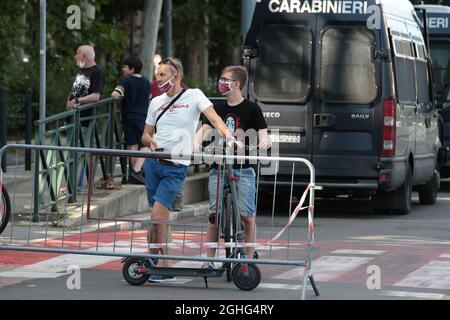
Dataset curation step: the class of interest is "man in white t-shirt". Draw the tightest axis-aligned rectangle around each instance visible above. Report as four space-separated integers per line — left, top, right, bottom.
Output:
141 58 234 283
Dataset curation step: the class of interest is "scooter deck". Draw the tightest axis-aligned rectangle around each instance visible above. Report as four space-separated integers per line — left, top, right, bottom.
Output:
138 266 226 278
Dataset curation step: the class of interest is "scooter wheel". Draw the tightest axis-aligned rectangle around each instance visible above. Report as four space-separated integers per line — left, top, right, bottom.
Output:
122 258 150 286
231 263 261 291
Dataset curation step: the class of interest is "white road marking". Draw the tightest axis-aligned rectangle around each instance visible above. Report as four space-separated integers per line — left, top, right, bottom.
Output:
273 256 373 281
331 250 386 255
0 251 120 279
380 290 445 300
258 283 302 290
439 254 450 259
394 261 450 290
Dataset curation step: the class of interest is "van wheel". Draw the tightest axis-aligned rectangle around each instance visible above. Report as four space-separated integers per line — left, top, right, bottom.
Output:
391 165 412 215
418 170 440 205
374 166 412 215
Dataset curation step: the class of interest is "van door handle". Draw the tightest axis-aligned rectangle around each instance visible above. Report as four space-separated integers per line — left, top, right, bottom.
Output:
314 114 336 128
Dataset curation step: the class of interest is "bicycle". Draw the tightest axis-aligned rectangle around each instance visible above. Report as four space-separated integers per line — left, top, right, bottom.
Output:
206 143 261 290
0 176 10 235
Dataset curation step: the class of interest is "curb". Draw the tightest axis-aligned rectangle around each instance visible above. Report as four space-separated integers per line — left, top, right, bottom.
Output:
75 202 211 234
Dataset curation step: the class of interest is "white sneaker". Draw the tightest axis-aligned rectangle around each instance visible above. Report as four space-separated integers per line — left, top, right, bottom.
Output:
148 275 177 283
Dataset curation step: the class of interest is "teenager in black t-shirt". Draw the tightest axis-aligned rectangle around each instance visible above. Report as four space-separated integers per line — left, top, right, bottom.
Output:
112 57 150 184
194 66 271 265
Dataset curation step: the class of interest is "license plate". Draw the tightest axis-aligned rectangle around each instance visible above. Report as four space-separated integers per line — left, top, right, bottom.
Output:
270 133 301 144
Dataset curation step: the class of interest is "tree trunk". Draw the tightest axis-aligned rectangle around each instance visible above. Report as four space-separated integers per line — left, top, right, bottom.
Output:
139 0 163 80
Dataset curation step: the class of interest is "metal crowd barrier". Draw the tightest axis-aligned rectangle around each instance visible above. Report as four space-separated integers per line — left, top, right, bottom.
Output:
0 144 321 300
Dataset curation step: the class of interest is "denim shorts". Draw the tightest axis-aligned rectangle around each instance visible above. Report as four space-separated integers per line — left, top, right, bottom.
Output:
143 158 188 210
208 167 256 217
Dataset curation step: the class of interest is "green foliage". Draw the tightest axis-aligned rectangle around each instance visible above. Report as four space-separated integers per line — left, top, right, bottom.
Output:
1 0 133 138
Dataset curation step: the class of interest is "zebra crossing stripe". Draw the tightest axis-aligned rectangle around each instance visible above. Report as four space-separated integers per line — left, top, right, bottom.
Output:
331 249 386 255
273 256 373 281
380 290 445 300
394 261 450 290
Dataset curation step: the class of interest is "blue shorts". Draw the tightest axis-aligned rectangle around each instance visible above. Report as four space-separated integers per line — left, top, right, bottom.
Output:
123 116 145 147
144 158 188 210
209 167 256 217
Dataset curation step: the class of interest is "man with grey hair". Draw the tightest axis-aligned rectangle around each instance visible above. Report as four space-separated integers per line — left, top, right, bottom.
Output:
67 45 103 113
66 45 104 187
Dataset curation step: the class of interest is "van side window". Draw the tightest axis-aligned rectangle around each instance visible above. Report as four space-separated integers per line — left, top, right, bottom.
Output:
414 43 430 105
253 25 312 103
430 40 450 96
391 34 417 104
319 27 377 104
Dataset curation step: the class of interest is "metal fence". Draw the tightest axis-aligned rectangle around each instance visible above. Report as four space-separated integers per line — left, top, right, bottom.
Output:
32 98 127 222
0 144 321 299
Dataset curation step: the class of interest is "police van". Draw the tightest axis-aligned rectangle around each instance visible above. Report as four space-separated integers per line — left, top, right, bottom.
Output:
243 0 442 214
416 4 450 178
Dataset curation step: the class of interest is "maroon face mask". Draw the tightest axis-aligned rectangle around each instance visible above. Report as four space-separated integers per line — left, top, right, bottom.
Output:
158 74 177 94
218 79 234 95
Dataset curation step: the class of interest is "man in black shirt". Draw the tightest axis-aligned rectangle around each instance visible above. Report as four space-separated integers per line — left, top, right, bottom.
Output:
67 45 104 125
112 57 150 184
194 66 271 266
66 45 104 188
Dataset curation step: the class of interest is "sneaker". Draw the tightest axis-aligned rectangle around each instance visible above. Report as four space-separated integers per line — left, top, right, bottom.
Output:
128 170 145 185
172 194 183 211
148 275 177 283
202 261 215 269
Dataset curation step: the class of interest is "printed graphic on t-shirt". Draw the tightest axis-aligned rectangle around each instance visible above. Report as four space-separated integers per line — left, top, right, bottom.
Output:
156 103 189 117
225 113 240 134
71 74 91 99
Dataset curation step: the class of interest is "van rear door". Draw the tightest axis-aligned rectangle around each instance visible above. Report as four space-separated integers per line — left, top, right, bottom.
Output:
312 17 381 186
251 17 315 177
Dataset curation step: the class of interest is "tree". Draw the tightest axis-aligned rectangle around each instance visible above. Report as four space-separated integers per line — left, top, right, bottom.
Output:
139 0 163 80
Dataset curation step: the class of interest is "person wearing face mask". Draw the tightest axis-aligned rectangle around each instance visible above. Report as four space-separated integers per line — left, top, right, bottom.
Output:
141 58 234 283
150 56 189 210
66 45 104 188
66 45 104 120
193 66 271 269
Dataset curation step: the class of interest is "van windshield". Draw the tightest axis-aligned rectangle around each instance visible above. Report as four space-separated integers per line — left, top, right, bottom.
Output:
430 40 450 95
320 27 377 104
253 25 312 103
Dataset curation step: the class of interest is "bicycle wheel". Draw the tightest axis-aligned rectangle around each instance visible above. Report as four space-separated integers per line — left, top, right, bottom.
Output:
0 186 11 235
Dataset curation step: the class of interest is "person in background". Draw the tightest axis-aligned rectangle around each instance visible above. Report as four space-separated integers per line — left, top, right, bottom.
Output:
66 45 104 188
111 57 150 184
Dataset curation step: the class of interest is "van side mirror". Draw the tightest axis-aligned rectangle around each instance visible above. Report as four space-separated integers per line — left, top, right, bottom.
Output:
372 48 390 61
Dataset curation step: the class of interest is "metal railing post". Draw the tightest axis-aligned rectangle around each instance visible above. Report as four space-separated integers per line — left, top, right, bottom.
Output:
0 88 7 173
71 109 80 203
33 125 40 222
25 88 33 171
107 100 114 174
